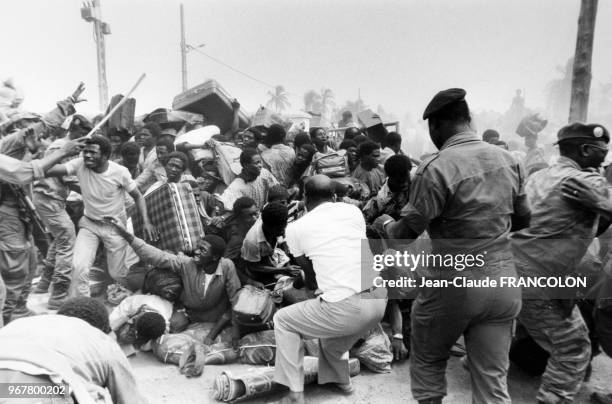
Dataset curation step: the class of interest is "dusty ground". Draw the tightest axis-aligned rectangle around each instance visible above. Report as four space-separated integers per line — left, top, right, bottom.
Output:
28 293 612 404
129 352 612 404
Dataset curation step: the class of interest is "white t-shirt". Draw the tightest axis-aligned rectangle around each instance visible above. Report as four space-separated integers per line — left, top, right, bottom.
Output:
285 202 368 302
64 158 136 221
109 294 174 332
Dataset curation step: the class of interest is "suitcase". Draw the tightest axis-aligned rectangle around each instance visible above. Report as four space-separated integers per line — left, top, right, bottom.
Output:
144 108 203 132
131 182 204 253
172 80 250 133
212 141 242 186
106 94 136 133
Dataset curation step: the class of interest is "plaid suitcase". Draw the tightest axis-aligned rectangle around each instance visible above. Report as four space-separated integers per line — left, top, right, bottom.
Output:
132 183 204 253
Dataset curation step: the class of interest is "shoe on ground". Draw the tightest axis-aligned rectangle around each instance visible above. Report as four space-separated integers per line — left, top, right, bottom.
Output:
10 306 35 321
33 265 54 294
33 278 51 294
47 282 70 310
47 295 68 310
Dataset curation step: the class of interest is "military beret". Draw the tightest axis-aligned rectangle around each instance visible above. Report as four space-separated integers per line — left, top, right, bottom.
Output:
556 123 609 144
423 88 467 120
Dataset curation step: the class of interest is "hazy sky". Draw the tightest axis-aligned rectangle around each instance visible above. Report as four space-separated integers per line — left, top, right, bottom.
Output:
3 0 612 124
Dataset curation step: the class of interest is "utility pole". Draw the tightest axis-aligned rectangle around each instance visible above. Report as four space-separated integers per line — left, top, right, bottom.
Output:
81 0 110 111
180 4 188 91
569 0 598 123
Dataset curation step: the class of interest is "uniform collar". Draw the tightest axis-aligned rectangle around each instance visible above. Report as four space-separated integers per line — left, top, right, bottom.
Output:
556 156 582 170
440 131 480 151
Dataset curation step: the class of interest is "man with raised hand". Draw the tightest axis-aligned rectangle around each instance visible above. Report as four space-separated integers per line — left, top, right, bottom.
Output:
46 135 155 298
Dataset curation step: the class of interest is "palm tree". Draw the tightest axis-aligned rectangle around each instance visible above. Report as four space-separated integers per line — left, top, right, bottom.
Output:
341 98 367 119
267 85 290 112
303 90 322 114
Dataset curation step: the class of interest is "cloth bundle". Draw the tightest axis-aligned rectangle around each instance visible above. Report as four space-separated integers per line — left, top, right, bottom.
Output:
212 356 361 402
195 330 276 366
152 328 278 374
350 323 393 373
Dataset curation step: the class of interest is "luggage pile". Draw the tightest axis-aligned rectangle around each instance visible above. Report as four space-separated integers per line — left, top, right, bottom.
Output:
173 79 250 134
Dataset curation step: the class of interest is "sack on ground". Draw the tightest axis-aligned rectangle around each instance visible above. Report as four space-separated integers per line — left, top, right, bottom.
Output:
238 330 276 365
233 285 276 327
350 323 393 373
152 333 196 365
204 342 240 365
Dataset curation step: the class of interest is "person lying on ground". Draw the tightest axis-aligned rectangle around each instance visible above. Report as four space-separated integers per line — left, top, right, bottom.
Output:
109 292 173 352
105 216 240 347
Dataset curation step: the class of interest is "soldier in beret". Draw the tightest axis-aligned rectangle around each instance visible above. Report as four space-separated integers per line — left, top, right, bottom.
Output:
511 122 611 404
375 88 530 404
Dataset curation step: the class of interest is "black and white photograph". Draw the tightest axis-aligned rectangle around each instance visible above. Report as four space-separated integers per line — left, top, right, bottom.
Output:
1 1 612 403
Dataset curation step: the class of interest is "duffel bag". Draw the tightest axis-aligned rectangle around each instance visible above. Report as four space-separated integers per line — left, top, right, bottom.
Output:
233 285 276 326
312 150 349 178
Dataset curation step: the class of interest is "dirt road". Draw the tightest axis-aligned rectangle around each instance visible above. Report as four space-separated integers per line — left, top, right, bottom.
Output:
130 349 612 403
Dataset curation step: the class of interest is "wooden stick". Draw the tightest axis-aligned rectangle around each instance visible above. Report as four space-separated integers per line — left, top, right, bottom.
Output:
84 73 146 138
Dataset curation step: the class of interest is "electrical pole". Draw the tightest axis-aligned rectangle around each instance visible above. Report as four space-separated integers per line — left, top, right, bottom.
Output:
180 4 188 91
81 0 110 111
569 0 598 123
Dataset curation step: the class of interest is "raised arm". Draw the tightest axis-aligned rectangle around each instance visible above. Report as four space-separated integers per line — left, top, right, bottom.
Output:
222 99 241 141
104 217 186 273
42 138 87 177
128 187 157 242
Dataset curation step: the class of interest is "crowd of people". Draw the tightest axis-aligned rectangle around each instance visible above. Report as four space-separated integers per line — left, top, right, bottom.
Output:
0 83 611 404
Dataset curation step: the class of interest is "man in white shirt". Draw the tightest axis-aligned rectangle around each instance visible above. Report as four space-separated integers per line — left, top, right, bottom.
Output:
46 135 155 297
273 175 387 404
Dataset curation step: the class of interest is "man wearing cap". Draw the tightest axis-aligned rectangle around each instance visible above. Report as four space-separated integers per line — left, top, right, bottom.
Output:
511 123 611 404
375 88 530 404
32 115 93 309
0 84 86 323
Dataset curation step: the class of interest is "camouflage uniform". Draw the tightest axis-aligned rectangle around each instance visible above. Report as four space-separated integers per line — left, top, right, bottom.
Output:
0 98 75 323
512 155 609 403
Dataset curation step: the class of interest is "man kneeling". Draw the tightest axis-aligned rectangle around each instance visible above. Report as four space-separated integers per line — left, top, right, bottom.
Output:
273 175 387 403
